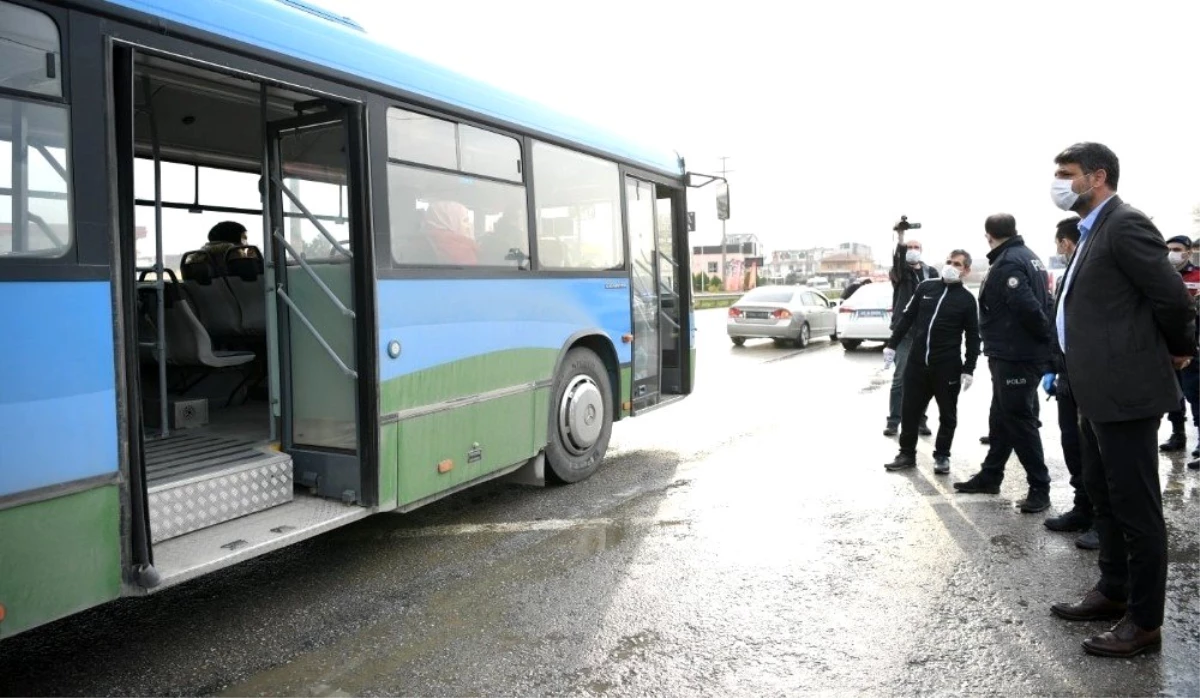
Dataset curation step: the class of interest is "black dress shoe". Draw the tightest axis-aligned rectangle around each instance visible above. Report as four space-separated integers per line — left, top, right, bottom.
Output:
933 456 950 475
1075 529 1100 550
1018 488 1051 513
919 421 933 436
1051 588 1127 621
1160 433 1186 452
1082 616 1161 658
884 452 916 471
1045 508 1092 532
883 426 898 437
953 472 1000 494
979 435 990 445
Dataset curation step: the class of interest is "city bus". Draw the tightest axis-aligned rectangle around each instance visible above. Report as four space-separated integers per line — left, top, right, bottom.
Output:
0 0 716 639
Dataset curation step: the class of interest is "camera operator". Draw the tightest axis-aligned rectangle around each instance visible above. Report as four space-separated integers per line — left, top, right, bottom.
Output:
885 216 939 437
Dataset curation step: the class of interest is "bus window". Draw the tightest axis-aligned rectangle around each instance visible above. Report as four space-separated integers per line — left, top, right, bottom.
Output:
0 1 62 98
385 107 528 268
0 97 71 258
0 1 70 259
532 142 623 271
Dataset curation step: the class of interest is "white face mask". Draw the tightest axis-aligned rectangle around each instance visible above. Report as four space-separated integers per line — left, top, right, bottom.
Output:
905 249 922 264
1168 251 1188 268
1050 178 1079 211
941 264 961 283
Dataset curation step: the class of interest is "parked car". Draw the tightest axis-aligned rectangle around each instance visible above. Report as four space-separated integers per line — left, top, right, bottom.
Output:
836 280 895 350
727 285 837 348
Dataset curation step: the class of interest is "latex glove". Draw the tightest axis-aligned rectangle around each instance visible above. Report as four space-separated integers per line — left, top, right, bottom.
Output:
883 348 896 369
960 374 973 392
1041 372 1057 396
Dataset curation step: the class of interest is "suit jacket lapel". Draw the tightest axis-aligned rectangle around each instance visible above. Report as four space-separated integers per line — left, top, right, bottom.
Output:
1058 195 1123 313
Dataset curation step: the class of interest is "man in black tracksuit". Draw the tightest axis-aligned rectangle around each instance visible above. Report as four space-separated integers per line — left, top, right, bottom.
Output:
883 249 981 475
955 214 1055 513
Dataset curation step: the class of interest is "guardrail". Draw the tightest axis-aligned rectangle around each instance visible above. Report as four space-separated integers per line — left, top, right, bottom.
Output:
693 292 741 310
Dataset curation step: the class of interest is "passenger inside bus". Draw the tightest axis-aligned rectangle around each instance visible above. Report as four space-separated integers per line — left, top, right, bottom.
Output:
477 205 528 267
422 200 478 265
198 221 249 275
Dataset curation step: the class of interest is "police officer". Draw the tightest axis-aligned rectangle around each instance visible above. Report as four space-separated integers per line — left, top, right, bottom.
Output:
954 214 1054 513
882 249 981 475
886 222 939 436
1160 234 1200 465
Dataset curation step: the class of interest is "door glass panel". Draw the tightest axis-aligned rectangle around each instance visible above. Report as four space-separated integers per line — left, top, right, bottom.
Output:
627 178 658 387
272 117 358 451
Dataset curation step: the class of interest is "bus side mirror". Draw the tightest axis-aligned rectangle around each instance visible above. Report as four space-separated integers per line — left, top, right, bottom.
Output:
716 181 730 221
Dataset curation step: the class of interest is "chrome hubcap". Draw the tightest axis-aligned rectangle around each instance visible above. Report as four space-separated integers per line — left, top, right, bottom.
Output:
559 375 604 454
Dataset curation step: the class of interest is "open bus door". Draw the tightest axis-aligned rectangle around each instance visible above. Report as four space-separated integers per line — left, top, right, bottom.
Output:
265 105 373 503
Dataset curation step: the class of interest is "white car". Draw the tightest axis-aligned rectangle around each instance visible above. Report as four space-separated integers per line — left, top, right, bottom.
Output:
836 281 895 350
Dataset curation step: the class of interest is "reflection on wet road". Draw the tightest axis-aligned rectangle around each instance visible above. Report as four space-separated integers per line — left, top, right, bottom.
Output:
2 309 1197 697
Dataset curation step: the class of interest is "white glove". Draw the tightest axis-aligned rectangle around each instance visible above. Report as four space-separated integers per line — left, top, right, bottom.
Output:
883 348 896 369
961 374 973 392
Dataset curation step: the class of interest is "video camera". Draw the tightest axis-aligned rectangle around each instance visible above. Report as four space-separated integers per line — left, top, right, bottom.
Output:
893 215 922 233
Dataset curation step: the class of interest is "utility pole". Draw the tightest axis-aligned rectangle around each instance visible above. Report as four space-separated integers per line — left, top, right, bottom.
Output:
718 156 733 290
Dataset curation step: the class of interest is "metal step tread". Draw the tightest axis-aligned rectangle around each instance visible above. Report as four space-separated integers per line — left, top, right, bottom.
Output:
147 439 294 544
143 493 370 593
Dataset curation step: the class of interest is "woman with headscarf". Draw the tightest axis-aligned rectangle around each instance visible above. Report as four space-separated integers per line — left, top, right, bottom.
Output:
423 201 478 265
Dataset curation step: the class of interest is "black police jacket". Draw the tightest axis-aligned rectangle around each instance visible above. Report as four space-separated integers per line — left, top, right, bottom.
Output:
887 279 981 373
889 242 939 326
979 236 1053 364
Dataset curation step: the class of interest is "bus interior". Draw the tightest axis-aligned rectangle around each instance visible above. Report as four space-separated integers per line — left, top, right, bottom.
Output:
123 49 369 578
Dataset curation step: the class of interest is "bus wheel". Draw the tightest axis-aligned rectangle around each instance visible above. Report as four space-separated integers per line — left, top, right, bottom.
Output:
546 347 613 484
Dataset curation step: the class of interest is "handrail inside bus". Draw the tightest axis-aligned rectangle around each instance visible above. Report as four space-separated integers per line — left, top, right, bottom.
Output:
26 212 66 249
275 287 357 379
272 173 353 260
273 231 355 319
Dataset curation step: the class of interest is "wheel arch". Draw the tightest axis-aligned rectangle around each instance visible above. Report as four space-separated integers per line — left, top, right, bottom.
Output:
551 330 623 423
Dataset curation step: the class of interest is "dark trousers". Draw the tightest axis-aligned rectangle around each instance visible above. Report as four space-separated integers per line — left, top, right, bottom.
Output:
980 358 1051 490
898 359 961 459
1080 416 1167 629
1057 379 1091 514
1166 362 1199 432
888 333 927 429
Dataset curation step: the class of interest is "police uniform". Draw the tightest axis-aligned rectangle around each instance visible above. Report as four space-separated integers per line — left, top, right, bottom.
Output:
955 235 1054 502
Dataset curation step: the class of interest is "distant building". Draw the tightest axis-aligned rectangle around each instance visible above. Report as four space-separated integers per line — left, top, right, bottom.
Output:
692 234 763 291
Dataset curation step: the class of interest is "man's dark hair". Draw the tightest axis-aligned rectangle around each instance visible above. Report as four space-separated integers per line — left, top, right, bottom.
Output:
1054 142 1120 190
949 249 972 268
208 220 247 245
984 213 1017 240
1055 216 1081 244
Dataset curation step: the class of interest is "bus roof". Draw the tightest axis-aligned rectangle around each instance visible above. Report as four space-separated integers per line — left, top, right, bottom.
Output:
100 0 686 177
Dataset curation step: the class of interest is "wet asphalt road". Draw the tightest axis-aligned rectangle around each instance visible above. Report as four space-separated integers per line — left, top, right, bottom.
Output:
2 308 1198 697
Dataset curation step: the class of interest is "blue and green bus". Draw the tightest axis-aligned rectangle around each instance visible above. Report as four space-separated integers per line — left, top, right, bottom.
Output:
0 0 717 639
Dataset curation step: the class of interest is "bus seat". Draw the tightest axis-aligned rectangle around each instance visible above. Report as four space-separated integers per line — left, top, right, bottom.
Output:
180 250 243 341
224 247 267 338
161 283 255 369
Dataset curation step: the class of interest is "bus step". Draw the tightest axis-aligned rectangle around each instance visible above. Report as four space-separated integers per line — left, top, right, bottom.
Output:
145 434 294 543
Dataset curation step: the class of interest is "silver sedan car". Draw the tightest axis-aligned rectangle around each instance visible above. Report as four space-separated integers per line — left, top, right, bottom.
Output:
727 285 838 348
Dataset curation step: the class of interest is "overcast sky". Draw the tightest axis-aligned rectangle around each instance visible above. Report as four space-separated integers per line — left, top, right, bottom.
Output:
339 0 1200 265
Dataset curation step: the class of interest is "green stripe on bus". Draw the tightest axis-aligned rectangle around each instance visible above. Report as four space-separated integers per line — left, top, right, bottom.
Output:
0 485 121 639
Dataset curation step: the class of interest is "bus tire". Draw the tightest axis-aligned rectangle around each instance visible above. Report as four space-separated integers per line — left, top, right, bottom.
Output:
546 347 613 484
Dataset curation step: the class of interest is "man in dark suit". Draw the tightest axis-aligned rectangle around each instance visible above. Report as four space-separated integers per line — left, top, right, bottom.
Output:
1047 142 1197 658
